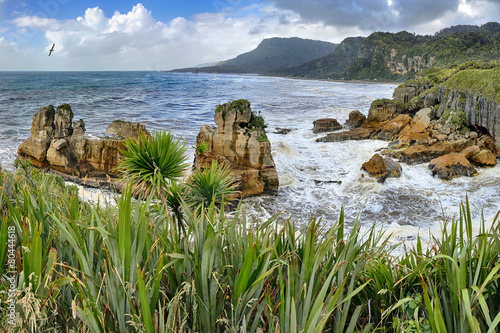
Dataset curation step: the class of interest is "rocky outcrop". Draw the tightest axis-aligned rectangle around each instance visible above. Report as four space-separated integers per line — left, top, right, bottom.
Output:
428 153 478 180
344 110 366 128
313 118 342 133
386 49 436 75
106 120 150 140
18 105 149 189
463 146 498 166
394 139 471 165
374 114 412 141
316 127 372 142
367 99 404 122
434 86 500 153
361 154 402 183
393 83 434 105
194 100 279 198
316 99 403 142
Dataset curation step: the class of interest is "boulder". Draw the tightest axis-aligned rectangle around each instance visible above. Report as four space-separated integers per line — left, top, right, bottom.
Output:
344 110 366 128
18 104 149 189
18 136 51 163
313 118 342 133
468 149 497 167
106 120 150 140
414 108 432 128
361 154 402 183
274 128 294 135
428 153 478 180
194 100 279 198
388 137 412 150
461 145 481 159
398 122 430 142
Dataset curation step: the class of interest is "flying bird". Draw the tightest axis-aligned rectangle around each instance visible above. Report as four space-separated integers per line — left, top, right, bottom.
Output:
48 43 55 56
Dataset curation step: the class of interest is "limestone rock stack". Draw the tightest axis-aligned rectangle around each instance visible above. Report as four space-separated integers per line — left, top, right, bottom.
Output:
194 100 279 198
18 104 149 188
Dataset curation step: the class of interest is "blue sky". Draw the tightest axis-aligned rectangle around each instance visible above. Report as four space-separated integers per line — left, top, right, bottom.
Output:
0 0 498 70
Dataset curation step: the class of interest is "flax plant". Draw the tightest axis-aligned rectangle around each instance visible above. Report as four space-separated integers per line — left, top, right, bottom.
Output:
420 198 500 333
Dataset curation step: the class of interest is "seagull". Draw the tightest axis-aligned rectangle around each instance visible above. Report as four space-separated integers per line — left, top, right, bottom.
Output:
48 43 55 56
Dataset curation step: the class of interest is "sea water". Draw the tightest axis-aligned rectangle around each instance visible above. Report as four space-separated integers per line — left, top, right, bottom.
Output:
1 71 499 241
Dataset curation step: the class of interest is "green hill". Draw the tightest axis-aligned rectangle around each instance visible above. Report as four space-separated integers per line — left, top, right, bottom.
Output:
173 37 337 74
276 22 500 81
272 37 365 79
343 22 500 81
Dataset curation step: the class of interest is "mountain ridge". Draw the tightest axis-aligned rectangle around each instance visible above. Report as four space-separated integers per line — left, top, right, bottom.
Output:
173 22 500 82
173 37 337 74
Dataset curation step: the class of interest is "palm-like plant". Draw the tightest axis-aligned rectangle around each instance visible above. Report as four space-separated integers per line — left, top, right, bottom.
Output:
187 161 238 209
118 131 189 197
165 180 187 222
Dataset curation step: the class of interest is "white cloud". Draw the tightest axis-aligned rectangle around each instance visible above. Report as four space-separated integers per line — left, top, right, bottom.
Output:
0 3 357 70
13 16 58 30
412 0 500 35
2 1 497 70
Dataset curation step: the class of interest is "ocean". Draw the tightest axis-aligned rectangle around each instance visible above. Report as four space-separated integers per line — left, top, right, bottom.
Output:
1 71 499 242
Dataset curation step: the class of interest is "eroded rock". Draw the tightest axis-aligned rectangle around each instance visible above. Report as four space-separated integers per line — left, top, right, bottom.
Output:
106 120 150 140
344 110 366 128
194 100 279 198
428 153 478 180
468 149 497 167
313 118 342 133
361 154 402 183
18 104 149 190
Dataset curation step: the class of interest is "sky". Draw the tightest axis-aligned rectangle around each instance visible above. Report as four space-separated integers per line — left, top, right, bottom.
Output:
0 0 498 71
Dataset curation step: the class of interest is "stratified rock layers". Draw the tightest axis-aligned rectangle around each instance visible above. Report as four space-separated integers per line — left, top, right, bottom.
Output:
194 100 279 198
18 104 148 188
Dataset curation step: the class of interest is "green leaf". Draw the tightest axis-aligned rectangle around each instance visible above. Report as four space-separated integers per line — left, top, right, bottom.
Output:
137 266 154 333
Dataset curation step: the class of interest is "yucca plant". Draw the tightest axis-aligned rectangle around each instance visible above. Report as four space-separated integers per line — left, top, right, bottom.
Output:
118 130 189 197
187 161 237 210
165 180 188 222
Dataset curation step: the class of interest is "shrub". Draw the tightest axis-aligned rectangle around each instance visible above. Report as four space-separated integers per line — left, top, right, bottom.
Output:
195 140 210 155
118 130 189 196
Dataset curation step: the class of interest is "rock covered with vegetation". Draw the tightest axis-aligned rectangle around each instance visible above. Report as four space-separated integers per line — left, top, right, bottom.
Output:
17 104 149 188
279 22 500 81
194 99 279 197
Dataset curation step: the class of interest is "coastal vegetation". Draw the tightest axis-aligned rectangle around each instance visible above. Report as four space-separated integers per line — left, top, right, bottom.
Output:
1 130 500 332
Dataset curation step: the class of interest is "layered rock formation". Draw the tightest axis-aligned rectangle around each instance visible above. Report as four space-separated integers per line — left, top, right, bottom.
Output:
18 105 148 188
106 120 150 140
194 100 279 198
312 118 342 133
